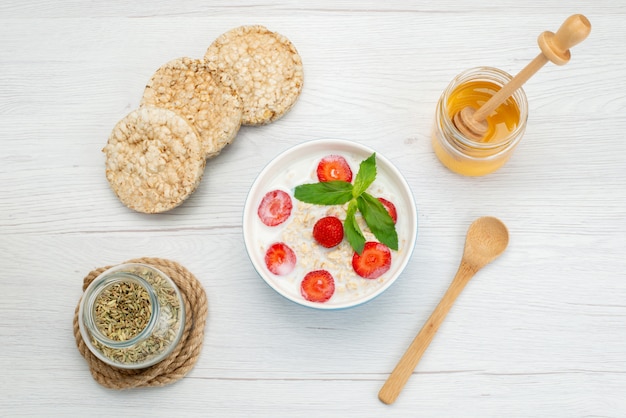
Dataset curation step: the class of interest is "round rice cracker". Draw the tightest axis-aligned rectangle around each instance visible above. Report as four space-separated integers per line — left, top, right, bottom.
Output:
103 107 206 214
205 25 304 126
141 57 243 159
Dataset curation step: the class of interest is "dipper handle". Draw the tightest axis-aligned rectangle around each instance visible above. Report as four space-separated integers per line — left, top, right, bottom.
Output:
538 14 591 65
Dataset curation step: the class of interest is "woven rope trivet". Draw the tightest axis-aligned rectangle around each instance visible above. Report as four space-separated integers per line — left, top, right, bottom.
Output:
73 257 208 389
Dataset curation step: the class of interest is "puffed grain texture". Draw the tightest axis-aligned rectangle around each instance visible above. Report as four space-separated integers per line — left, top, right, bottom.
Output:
204 25 303 125
103 107 206 214
141 57 243 158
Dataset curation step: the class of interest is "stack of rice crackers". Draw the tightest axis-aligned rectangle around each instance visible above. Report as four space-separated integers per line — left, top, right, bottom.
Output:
103 25 304 213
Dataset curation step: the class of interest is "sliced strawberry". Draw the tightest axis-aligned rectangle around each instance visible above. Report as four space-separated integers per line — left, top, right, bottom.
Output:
378 197 398 224
300 270 335 303
265 242 297 276
312 216 344 248
257 189 292 226
316 155 353 182
352 241 392 279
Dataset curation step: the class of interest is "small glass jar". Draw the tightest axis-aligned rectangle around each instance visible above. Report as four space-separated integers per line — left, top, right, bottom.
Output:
78 263 185 369
432 67 528 176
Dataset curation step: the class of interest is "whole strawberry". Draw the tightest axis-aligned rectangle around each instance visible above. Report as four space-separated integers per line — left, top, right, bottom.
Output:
312 216 344 248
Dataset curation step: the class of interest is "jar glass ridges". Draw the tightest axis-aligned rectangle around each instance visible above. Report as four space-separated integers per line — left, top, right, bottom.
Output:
78 263 186 369
432 67 529 176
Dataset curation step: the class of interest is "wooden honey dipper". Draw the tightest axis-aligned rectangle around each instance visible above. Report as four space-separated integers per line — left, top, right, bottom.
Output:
453 14 591 141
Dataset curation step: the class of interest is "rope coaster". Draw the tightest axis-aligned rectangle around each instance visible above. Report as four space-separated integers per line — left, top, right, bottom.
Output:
73 257 208 389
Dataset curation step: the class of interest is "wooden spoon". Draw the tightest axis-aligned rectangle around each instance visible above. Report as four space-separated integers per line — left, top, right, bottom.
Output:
453 14 591 141
378 216 509 405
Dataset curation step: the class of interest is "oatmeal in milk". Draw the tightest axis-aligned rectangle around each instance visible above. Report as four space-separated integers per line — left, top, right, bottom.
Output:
255 152 407 305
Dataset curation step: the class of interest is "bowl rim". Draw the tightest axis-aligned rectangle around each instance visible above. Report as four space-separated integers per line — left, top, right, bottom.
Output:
242 138 418 310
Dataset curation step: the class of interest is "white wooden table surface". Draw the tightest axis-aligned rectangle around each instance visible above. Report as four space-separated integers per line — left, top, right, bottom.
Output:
1 1 625 417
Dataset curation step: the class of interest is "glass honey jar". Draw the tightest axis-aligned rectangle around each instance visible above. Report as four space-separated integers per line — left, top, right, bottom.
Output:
432 67 529 176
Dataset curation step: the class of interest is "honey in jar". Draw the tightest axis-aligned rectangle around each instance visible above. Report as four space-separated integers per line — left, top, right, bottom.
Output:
432 67 528 176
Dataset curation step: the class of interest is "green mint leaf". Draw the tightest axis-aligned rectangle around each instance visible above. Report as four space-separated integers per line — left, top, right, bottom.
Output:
357 192 399 250
294 181 354 205
344 200 365 254
352 153 377 198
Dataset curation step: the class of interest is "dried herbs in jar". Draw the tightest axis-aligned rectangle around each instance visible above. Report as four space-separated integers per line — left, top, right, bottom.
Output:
78 263 185 369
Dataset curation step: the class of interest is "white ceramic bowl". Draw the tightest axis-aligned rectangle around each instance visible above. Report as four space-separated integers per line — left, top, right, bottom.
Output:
243 139 418 309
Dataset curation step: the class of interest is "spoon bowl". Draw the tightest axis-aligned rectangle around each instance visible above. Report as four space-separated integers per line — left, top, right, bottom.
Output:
378 216 509 404
463 216 509 267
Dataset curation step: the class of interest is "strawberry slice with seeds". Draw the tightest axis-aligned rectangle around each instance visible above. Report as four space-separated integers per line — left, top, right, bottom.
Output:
257 189 292 226
316 155 353 182
378 197 398 224
265 242 297 276
300 270 335 303
352 241 392 279
313 216 344 248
